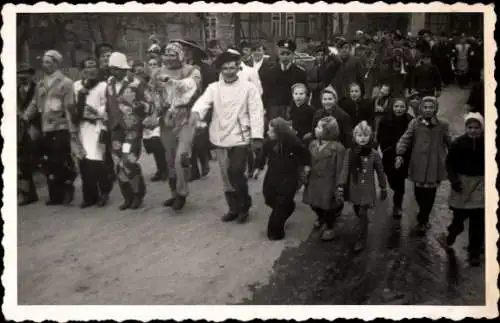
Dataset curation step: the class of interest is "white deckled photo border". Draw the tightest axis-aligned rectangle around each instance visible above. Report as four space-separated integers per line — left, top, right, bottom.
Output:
1 2 498 321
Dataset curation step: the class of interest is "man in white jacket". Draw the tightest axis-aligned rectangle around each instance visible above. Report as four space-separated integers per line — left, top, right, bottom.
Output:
190 51 264 223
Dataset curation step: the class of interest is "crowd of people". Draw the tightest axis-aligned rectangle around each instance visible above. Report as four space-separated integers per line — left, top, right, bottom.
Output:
17 28 485 265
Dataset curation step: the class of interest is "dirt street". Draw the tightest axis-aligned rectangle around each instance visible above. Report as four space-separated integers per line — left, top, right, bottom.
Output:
17 85 485 305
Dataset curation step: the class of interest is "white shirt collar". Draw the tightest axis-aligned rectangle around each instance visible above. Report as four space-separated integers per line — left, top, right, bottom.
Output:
281 62 292 71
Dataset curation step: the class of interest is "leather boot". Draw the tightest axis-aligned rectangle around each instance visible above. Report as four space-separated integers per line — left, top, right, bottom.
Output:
163 178 177 207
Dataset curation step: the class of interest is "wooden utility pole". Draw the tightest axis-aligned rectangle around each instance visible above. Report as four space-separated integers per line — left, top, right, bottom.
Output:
234 13 241 46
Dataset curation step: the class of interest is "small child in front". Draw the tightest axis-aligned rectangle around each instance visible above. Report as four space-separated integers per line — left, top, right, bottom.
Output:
254 117 310 241
303 116 346 241
340 121 388 253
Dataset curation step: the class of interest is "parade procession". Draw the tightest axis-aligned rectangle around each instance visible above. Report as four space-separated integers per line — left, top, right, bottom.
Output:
13 10 490 307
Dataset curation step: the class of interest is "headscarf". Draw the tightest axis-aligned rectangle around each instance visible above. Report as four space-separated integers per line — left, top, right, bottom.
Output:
465 112 484 131
316 116 339 141
164 42 185 62
269 117 302 148
291 83 308 94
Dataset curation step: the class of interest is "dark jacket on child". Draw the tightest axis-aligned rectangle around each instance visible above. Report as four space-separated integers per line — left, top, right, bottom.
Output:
339 97 375 130
377 112 413 180
286 101 315 141
312 107 353 148
255 118 310 207
447 134 485 210
340 146 387 207
303 140 345 210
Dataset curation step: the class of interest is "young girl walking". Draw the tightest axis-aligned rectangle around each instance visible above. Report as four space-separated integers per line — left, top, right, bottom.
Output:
439 112 484 266
303 116 346 241
396 96 452 235
253 117 310 240
340 121 388 253
340 82 375 130
377 98 413 218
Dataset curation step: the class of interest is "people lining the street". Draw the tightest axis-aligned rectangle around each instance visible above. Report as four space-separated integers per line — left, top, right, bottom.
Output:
438 112 484 266
302 116 346 241
396 96 452 236
340 121 387 253
254 117 310 240
16 29 485 268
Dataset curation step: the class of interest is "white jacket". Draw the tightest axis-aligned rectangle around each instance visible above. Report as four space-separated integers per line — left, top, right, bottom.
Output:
192 78 264 148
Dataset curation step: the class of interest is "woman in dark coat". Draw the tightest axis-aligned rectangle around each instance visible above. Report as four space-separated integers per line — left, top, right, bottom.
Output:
254 117 310 241
339 82 375 130
377 97 413 218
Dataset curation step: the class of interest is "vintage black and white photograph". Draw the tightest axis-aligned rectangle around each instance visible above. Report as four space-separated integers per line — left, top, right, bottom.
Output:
2 2 497 321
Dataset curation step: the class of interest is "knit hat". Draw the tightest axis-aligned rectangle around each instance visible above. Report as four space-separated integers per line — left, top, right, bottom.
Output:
320 85 338 101
465 112 484 130
291 83 308 93
317 116 339 141
43 50 63 64
164 42 185 62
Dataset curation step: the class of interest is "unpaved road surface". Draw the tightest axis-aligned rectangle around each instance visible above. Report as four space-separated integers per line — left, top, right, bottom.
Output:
18 85 485 305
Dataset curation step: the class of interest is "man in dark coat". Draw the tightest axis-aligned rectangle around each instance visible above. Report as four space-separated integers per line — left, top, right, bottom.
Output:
17 64 40 205
262 39 307 121
328 39 365 100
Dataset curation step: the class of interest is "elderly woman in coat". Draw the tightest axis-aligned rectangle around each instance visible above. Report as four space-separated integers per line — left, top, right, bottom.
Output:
152 42 202 211
21 50 78 205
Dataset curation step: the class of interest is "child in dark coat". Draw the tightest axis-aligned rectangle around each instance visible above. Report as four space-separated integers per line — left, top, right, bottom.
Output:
396 96 452 235
340 121 388 253
303 116 346 241
254 117 310 241
339 82 375 130
438 112 484 266
377 98 413 218
286 83 315 142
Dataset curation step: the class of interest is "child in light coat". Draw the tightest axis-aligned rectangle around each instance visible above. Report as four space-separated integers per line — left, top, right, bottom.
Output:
303 116 346 241
340 121 388 253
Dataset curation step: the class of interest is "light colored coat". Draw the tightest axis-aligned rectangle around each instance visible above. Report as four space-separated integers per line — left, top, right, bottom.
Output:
191 78 264 148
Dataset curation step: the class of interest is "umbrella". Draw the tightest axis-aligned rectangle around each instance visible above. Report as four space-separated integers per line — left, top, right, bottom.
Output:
169 39 208 60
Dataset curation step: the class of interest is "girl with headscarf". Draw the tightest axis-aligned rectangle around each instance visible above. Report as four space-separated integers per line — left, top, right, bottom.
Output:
396 96 452 235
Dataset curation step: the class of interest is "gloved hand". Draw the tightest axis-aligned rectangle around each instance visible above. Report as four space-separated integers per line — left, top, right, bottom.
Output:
380 188 388 201
395 156 404 169
451 180 463 192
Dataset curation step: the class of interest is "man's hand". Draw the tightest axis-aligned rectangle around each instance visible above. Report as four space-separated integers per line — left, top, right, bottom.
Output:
395 156 404 169
303 132 313 141
189 112 201 127
303 165 311 176
252 169 261 179
251 138 263 155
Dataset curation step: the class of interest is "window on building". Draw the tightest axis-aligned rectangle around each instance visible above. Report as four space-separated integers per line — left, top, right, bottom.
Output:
425 13 449 35
271 13 281 37
285 13 296 38
206 13 218 40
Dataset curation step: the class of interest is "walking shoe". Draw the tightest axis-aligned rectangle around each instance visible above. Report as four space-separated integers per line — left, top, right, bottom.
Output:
172 195 186 211
221 212 238 222
163 197 176 207
96 194 109 207
62 185 75 205
130 197 142 210
119 200 132 210
236 212 249 224
320 229 335 241
201 165 210 177
392 206 403 219
151 172 164 182
19 196 38 206
80 201 96 209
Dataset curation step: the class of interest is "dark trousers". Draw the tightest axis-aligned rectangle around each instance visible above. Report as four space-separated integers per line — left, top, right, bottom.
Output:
190 130 210 179
312 206 342 229
78 158 110 204
144 136 167 175
102 137 115 195
353 204 369 243
222 145 252 214
40 130 76 203
387 173 405 208
414 186 437 225
447 208 485 256
18 133 38 201
268 200 295 239
246 149 255 176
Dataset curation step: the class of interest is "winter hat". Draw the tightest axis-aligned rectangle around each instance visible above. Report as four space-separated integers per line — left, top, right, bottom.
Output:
291 83 308 94
108 52 131 70
420 96 439 113
320 85 338 101
317 116 340 141
465 112 484 130
214 50 241 69
43 50 63 64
